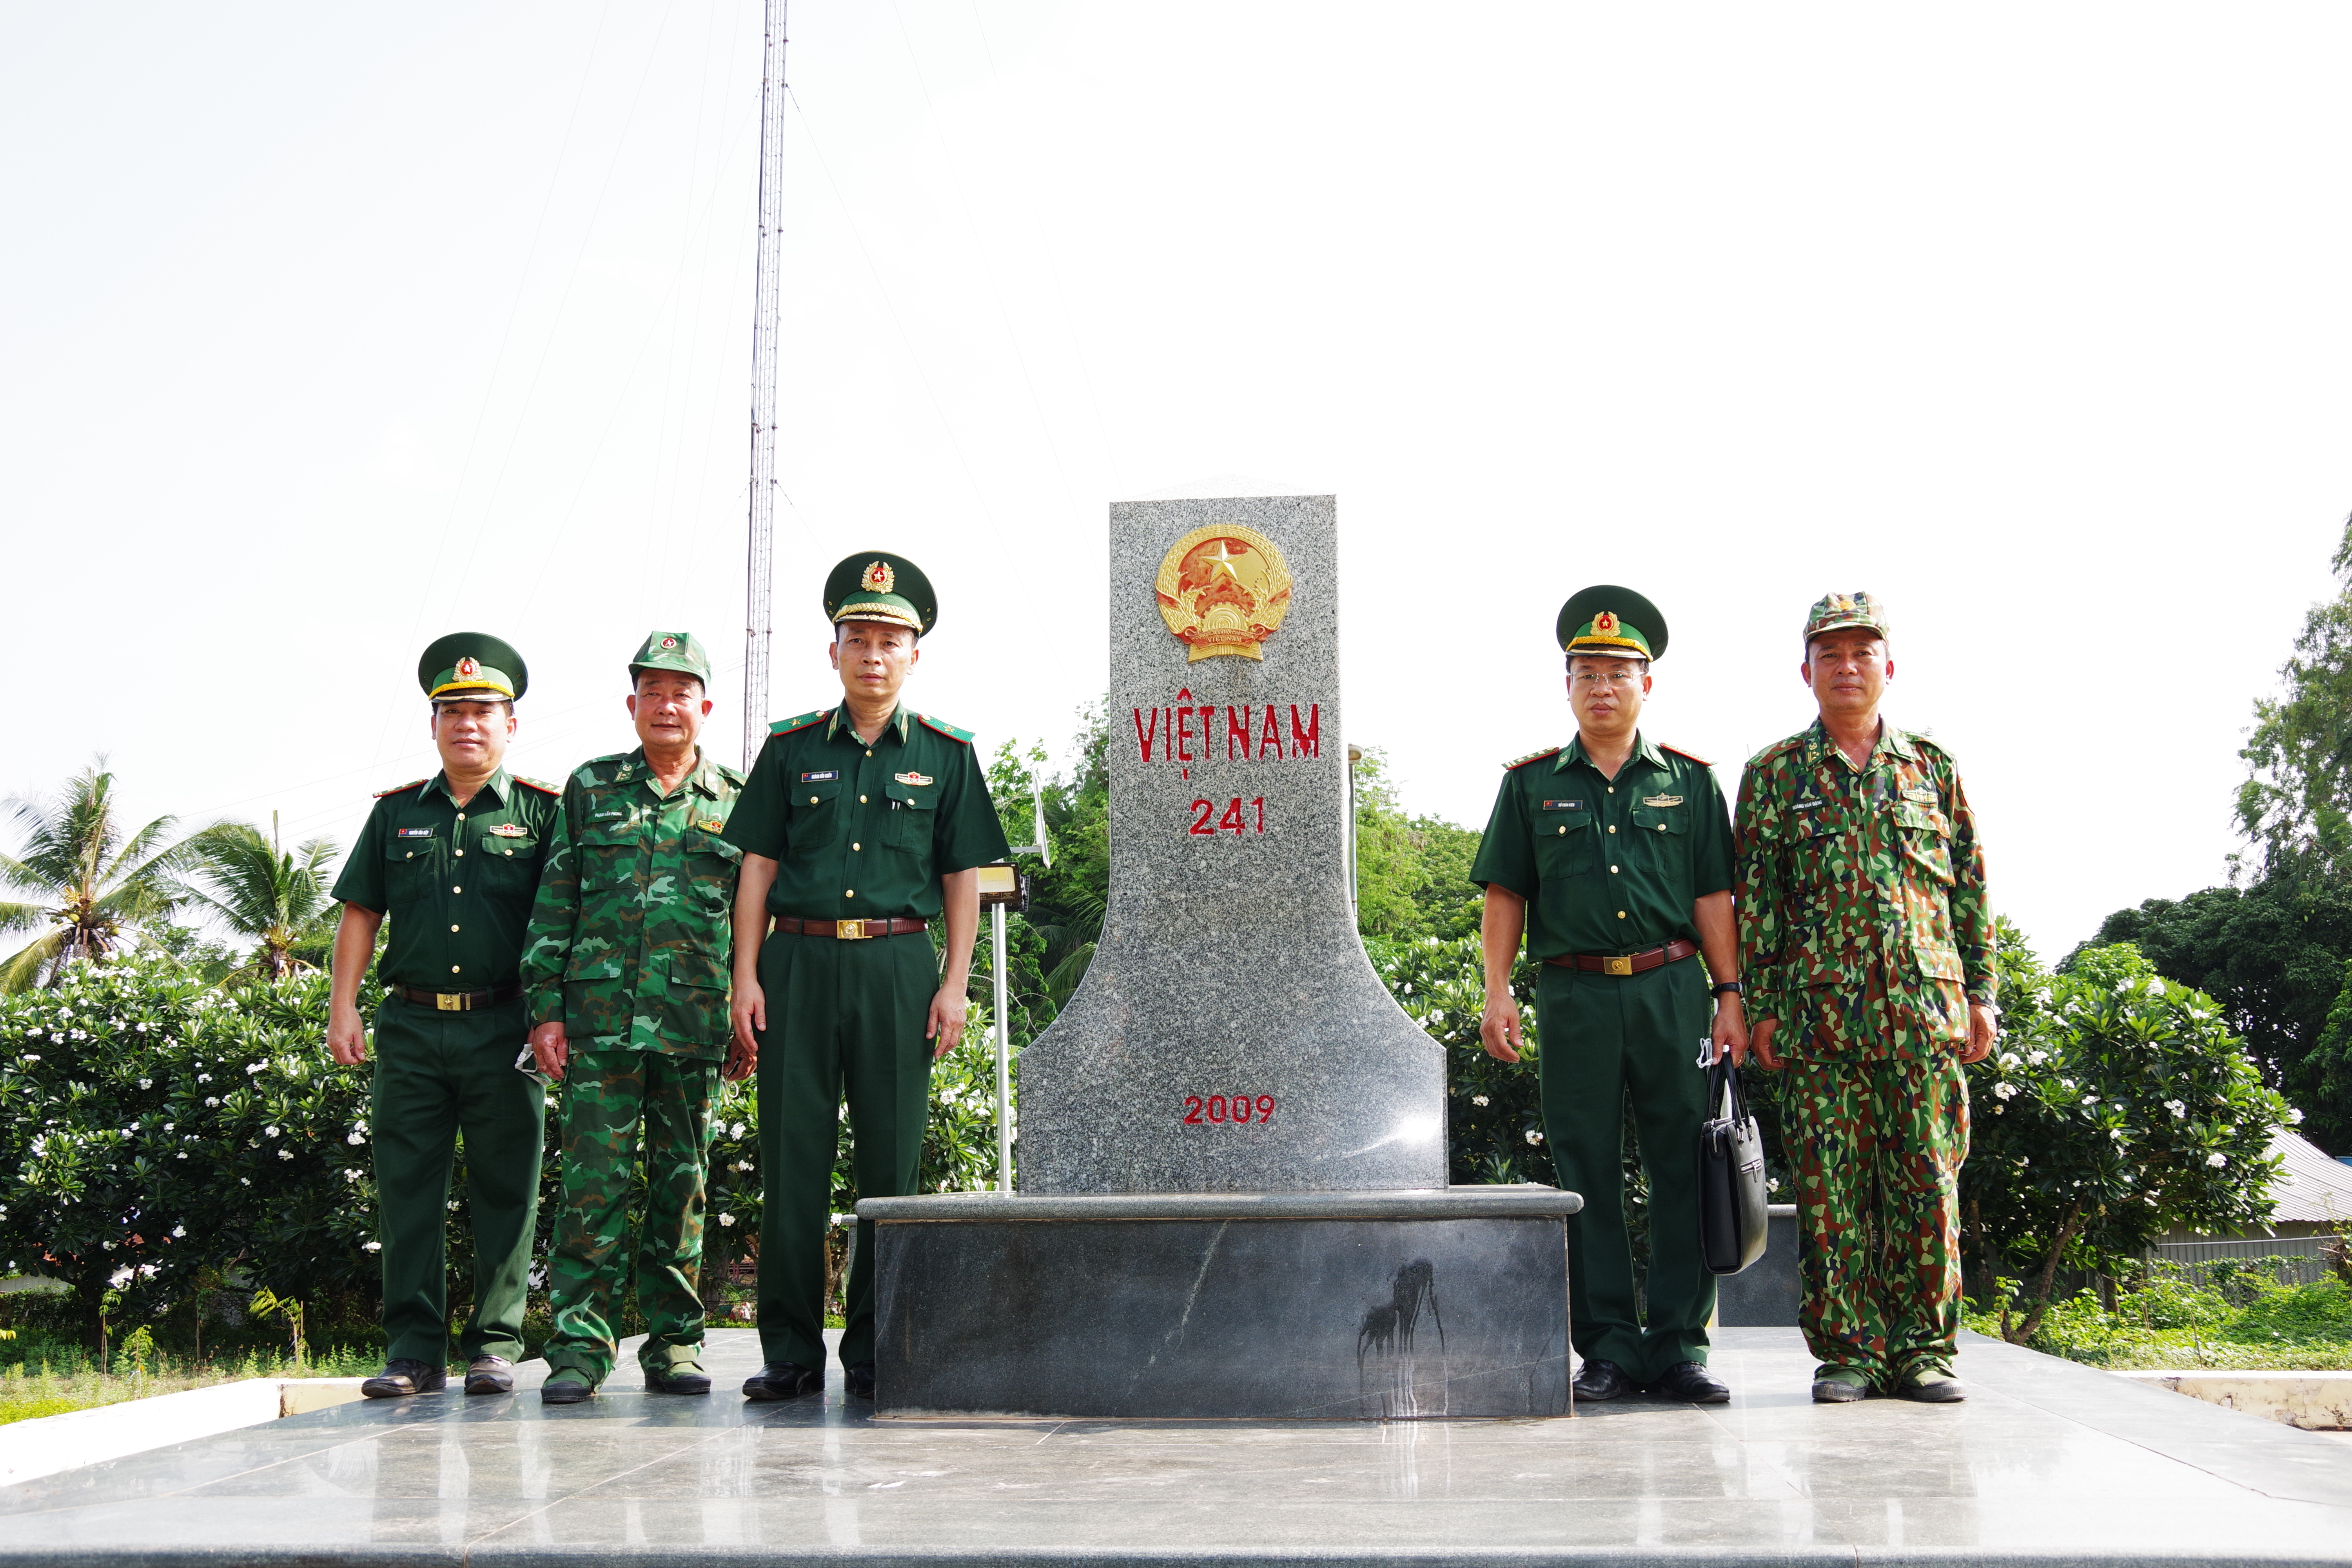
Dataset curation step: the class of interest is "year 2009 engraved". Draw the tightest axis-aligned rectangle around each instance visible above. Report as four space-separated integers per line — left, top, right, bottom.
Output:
1183 1094 1276 1125
1188 797 1266 835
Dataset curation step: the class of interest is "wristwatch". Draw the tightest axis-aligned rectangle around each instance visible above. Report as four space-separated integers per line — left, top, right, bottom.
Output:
1710 980 1744 996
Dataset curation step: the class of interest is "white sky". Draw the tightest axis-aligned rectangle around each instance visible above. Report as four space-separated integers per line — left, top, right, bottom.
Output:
5 2 2351 960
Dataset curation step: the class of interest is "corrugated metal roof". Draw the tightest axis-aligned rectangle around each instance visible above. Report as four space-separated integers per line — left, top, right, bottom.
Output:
2268 1129 2352 1224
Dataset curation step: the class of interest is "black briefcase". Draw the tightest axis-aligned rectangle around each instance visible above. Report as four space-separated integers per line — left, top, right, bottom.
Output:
1696 1050 1769 1276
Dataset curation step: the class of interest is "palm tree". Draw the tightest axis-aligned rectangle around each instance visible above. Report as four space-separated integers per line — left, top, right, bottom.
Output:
173 815 341 980
0 760 201 991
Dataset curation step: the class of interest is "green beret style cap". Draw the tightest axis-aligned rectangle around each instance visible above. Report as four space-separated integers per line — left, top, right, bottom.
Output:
417 632 528 702
1557 584 1668 662
1803 591 1891 645
627 630 713 684
824 552 936 637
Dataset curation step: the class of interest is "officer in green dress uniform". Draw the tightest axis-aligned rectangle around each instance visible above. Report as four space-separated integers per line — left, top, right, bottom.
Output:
1470 587 1748 1405
520 631 748 1405
719 554 1009 1401
327 634 561 1398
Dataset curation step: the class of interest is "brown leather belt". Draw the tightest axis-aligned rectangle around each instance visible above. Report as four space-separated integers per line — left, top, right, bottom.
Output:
391 980 524 1012
1546 937 1699 977
777 917 930 940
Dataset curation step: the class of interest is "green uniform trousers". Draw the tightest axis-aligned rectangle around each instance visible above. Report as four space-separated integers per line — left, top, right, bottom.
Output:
1784 1054 1969 1385
1536 956 1714 1383
543 1048 719 1385
369 995 544 1364
755 930 938 1370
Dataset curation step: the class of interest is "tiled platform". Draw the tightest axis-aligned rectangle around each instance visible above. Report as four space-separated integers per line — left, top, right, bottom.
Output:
3 1327 2348 1565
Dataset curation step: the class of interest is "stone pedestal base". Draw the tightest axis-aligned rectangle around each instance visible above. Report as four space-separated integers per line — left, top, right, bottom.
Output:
858 1186 1582 1419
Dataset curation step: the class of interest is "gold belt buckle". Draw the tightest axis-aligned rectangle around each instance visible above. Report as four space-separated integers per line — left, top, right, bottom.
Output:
436 991 465 1012
1602 955 1633 977
837 919 869 940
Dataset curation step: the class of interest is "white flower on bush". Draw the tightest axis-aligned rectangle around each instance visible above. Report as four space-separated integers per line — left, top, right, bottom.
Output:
195 1073 211 1083
1993 1082 2020 1101
343 1169 362 1182
135 1021 147 1032
171 1224 185 1238
277 1148 294 1161
2164 1099 2187 1119
363 1240 381 1252
347 1127 367 1145
2027 1049 2049 1065
2059 1078 2075 1091
245 1062 265 1074
240 1177 250 1186
204 1097 219 1108
20 1054 38 1063
2288 1108 2305 1125
263 1126 279 1138
1524 1129 1544 1145
138 1263 158 1278
719 1213 737 1227
2080 1095 2098 1106
733 1160 753 1173
729 1122 747 1139
109 1266 134 1290
2206 1152 2228 1168
1997 1052 2020 1071
137 1078 151 1090
2109 1129 2127 1142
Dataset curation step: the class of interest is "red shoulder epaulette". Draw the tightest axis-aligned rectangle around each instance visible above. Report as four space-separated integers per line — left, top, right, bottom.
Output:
767 708 830 737
1504 746 1562 771
918 713 976 744
512 775 561 796
1659 742 1712 766
373 779 426 799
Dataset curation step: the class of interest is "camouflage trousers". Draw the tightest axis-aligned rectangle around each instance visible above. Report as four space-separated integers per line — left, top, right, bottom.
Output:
543 1048 720 1384
1784 1053 1969 1385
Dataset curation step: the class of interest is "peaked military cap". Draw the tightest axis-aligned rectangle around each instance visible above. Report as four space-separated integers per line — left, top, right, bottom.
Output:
824 552 935 636
1803 591 1891 645
628 630 713 684
1557 585 1668 662
418 632 528 702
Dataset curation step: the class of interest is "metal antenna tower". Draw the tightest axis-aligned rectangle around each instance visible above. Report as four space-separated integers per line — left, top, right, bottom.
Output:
742 0 788 767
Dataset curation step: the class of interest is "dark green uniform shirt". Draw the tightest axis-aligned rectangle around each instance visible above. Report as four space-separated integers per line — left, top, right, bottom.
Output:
332 768 563 992
518 746 747 1059
718 703 1009 918
1468 731 1734 961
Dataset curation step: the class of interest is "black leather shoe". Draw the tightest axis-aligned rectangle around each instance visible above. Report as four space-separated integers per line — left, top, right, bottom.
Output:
844 1362 876 1399
361 1359 447 1399
741 1361 824 1400
1650 1360 1730 1403
1572 1358 1637 1402
464 1356 515 1395
540 1369 596 1405
645 1361 712 1395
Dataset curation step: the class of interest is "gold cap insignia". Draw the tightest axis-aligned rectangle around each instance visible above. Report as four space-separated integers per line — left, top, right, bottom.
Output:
659 635 679 650
1593 610 1619 636
1154 524 1294 663
456 656 480 679
863 560 895 594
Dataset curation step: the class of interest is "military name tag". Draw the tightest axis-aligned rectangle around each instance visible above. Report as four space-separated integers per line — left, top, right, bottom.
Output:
1540 799 1585 811
799 770 838 783
488 823 530 837
397 827 434 838
1642 794 1683 808
895 771 934 787
1903 786 1939 804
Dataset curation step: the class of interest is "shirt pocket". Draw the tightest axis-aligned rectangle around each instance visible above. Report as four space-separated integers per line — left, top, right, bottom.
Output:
385 833 440 903
684 829 742 916
1534 804 1599 878
574 826 637 894
789 777 844 844
1889 801 1955 887
883 780 938 853
471 826 540 891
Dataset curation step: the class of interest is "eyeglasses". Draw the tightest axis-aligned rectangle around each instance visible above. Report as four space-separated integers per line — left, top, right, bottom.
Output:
1570 669 1642 688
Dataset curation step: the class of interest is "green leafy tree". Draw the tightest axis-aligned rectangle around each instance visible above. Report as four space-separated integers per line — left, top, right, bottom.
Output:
2080 870 2352 1148
1964 935 2291 1342
1350 748 1485 944
0 762 203 993
2238 513 2352 874
171 818 341 981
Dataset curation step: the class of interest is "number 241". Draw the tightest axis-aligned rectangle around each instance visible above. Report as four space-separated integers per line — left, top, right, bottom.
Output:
1189 797 1265 836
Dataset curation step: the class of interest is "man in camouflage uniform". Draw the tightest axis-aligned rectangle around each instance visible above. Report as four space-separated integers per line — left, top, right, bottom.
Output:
521 632 748 1403
1734 592 1997 1404
329 633 561 1399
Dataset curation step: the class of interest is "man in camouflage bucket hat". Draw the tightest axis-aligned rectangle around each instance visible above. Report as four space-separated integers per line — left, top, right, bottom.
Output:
1733 592 1997 1405
521 632 748 1403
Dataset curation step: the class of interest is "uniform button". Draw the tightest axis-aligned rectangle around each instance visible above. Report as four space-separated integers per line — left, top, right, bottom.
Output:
405 851 414 859
853 842 862 851
1607 826 1617 835
451 965 461 974
1657 824 1667 832
450 924 459 933
452 886 462 894
454 848 465 857
505 848 514 855
1607 787 1615 794
1556 826 1565 835
809 796 818 805
860 794 868 804
456 813 466 821
1610 865 1619 873
1617 911 1627 919
846 889 856 898
866 749 874 757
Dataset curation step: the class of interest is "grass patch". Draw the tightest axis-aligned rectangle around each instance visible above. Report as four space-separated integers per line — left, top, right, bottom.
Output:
1968 1268 2352 1371
0 1337 392 1426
